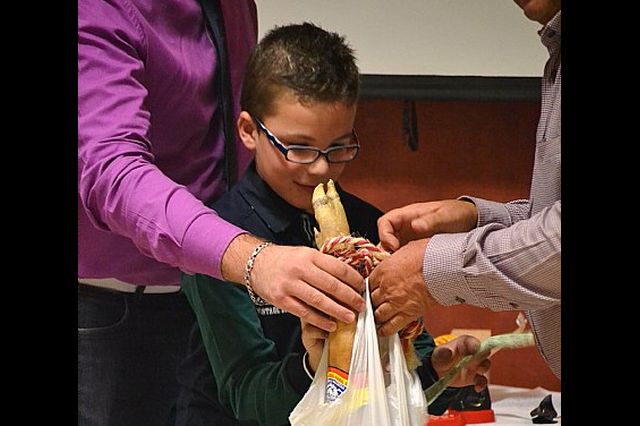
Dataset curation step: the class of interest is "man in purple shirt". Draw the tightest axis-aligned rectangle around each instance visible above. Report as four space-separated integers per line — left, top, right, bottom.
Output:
78 1 365 424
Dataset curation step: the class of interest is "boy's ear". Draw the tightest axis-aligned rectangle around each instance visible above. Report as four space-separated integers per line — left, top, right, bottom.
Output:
237 111 258 151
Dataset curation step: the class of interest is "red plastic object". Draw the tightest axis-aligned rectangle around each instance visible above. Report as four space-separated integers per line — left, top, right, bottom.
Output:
427 411 465 426
453 408 496 423
427 409 495 425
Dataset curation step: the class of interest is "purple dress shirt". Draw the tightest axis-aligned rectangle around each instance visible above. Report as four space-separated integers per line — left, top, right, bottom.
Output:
78 0 257 285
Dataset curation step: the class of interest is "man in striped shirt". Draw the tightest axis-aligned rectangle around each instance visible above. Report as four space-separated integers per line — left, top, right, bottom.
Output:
369 0 561 379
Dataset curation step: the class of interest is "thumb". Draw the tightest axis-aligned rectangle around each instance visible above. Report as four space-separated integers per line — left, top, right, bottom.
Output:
379 232 400 252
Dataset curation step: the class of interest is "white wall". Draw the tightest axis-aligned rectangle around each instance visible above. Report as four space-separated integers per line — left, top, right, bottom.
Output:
255 0 548 77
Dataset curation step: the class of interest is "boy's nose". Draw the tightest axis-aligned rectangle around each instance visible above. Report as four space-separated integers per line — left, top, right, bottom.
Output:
307 155 331 175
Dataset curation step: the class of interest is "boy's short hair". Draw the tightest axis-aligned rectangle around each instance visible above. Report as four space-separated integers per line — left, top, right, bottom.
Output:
241 22 359 120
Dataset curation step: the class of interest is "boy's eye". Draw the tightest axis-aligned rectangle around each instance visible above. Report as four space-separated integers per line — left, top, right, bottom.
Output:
330 143 349 149
286 147 320 163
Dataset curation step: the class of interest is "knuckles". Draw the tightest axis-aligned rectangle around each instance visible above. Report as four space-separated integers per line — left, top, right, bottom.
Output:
308 291 324 307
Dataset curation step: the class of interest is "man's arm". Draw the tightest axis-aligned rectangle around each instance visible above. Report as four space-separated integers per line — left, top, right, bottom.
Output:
78 0 247 279
377 200 479 252
79 1 363 329
462 197 530 229
220 233 365 332
371 201 560 335
425 200 560 310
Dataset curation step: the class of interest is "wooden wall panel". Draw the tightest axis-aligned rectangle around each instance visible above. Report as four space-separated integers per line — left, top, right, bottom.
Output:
341 98 560 391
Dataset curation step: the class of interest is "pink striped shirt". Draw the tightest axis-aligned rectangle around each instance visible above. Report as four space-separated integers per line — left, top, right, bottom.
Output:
424 11 561 378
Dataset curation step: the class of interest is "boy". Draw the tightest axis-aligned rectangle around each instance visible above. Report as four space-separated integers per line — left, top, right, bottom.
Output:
172 23 488 426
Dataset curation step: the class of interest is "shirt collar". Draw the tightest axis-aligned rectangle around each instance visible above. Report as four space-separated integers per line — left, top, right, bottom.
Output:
539 10 561 52
237 162 315 236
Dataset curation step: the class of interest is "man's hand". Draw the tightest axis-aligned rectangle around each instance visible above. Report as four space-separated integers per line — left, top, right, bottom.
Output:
301 320 328 373
221 234 365 332
251 244 365 331
369 239 436 336
431 335 491 391
378 200 478 252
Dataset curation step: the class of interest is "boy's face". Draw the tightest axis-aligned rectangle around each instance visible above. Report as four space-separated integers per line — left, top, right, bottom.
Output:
239 92 357 213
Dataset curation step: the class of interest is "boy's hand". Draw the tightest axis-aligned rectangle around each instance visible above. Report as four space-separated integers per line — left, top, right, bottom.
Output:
301 320 328 373
431 335 491 391
377 200 478 252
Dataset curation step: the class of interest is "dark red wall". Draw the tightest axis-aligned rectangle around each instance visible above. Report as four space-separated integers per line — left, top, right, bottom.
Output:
341 98 560 391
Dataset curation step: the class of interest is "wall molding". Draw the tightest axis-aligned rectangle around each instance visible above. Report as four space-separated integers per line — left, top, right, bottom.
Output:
360 74 541 101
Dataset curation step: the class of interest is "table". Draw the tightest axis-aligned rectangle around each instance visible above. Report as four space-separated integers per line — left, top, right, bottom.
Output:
476 384 561 425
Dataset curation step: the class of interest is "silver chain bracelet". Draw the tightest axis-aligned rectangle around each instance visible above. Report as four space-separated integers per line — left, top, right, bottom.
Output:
244 241 273 306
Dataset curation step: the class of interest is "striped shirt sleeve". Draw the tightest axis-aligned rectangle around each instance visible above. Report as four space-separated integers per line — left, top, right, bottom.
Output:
423 201 560 312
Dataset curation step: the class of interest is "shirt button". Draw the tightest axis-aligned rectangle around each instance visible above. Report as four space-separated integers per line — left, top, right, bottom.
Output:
455 296 466 304
509 302 520 309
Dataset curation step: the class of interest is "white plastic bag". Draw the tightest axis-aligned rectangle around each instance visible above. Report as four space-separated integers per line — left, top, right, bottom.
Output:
289 278 428 426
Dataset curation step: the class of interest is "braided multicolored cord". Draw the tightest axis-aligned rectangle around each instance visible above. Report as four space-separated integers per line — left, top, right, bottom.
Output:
319 235 424 343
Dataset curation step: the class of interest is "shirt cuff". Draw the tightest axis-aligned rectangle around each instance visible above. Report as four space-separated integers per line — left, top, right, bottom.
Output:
458 195 512 228
181 213 247 280
423 233 483 307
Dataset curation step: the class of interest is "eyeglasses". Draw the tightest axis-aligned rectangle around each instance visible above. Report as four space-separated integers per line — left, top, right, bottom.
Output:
253 117 360 164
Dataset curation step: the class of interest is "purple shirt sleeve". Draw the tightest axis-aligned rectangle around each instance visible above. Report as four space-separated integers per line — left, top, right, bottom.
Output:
78 0 254 281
